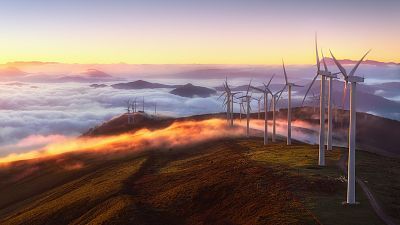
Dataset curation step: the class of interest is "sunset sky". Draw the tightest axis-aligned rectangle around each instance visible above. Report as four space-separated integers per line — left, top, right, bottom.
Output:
0 0 399 64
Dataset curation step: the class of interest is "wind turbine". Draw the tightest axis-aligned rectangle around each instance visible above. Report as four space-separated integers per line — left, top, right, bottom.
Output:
282 60 303 145
142 97 145 112
238 80 253 137
218 80 231 124
302 36 338 165
238 97 245 122
330 49 370 204
267 78 285 142
219 78 238 126
125 99 133 124
255 95 263 119
250 75 274 145
309 91 320 113
132 98 137 113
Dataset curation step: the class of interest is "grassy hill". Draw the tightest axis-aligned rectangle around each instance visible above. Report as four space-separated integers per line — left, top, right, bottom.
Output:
1 137 399 225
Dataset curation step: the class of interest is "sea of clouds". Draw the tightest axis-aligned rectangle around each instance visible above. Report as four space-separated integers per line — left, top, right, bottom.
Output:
0 82 226 156
0 63 399 157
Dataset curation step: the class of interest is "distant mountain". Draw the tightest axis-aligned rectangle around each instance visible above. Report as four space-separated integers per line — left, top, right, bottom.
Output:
111 80 178 89
322 57 400 66
3 82 28 87
170 83 216 98
56 76 96 83
82 69 113 78
55 69 116 83
90 84 108 88
0 66 27 78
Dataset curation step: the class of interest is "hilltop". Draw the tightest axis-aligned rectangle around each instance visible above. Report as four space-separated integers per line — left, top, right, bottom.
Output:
85 108 400 157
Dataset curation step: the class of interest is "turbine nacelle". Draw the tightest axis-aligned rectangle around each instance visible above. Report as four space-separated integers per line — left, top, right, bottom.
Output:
319 70 337 78
347 75 364 83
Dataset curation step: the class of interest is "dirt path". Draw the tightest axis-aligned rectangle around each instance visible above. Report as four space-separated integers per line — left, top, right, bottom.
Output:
337 151 397 225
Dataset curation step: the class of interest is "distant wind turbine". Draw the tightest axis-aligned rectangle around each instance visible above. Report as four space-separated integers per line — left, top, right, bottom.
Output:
282 60 303 145
238 80 253 137
219 78 239 126
267 77 285 142
125 99 133 124
255 95 263 120
142 96 145 112
251 75 274 145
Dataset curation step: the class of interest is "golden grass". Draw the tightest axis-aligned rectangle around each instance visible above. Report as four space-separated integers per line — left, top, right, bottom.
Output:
1 157 146 225
0 138 397 225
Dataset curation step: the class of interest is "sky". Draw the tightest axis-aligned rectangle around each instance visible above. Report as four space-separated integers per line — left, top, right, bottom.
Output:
0 0 399 64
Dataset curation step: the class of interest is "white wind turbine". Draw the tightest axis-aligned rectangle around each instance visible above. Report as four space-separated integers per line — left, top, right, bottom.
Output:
132 98 137 113
267 79 285 143
142 96 145 112
255 96 263 120
238 97 245 122
125 99 133 124
330 49 370 204
219 78 238 126
309 91 320 113
238 80 253 137
250 75 274 145
302 36 339 165
281 60 303 145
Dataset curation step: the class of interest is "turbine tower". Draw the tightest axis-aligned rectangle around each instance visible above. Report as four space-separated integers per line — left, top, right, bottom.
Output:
282 60 303 145
142 97 145 112
132 98 137 113
330 49 370 204
250 75 274 145
255 96 263 120
238 97 244 122
302 35 338 165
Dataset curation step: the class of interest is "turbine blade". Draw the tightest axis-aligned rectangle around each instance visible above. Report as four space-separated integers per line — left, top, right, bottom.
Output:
282 60 288 84
342 81 348 109
315 33 321 72
276 87 285 104
330 49 348 78
246 79 252 96
217 92 225 100
321 49 328 71
251 86 264 93
267 74 275 87
349 49 371 77
301 73 318 105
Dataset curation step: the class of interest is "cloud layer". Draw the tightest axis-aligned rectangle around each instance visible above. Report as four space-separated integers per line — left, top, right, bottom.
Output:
0 82 223 156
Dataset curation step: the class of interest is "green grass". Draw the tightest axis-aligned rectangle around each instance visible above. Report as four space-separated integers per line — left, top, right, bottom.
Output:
356 151 400 224
240 138 385 225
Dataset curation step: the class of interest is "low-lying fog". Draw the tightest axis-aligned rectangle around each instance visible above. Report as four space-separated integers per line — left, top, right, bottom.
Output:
0 63 399 158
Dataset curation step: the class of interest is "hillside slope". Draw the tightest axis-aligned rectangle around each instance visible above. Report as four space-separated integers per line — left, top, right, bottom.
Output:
1 138 398 225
